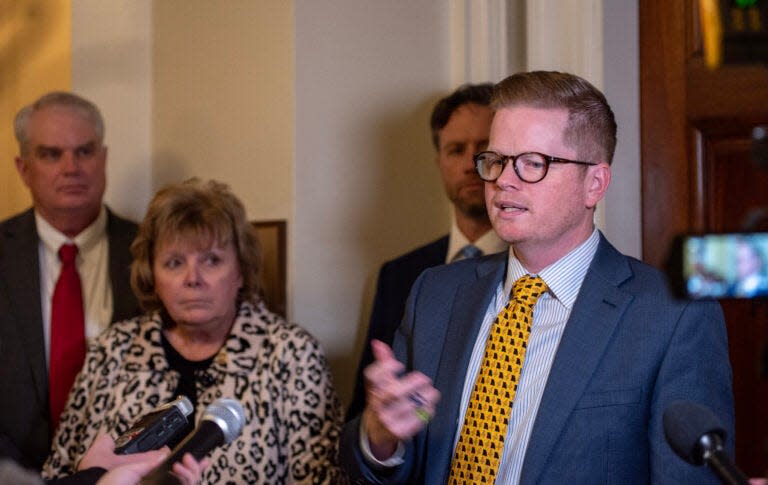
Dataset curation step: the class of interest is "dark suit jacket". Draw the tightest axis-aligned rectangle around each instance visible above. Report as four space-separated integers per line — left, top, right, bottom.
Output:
0 208 140 470
341 234 735 484
346 236 449 420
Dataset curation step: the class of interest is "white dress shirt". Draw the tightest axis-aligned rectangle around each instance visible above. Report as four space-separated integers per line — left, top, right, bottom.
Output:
36 207 113 368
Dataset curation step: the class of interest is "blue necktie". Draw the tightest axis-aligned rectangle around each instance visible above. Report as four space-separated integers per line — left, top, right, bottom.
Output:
455 244 482 261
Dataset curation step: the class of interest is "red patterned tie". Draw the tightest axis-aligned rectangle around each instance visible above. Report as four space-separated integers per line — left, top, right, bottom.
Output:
49 244 86 432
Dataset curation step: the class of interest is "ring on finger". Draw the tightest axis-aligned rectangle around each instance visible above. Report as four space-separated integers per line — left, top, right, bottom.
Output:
414 406 431 424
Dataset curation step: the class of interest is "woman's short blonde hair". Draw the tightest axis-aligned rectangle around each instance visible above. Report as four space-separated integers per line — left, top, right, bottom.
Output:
130 178 261 312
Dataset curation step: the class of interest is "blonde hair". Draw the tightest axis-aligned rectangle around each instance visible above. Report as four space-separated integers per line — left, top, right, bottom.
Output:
492 71 617 165
131 178 261 312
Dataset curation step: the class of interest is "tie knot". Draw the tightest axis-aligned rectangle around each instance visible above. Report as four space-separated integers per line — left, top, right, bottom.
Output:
458 244 482 260
58 244 78 264
512 274 547 305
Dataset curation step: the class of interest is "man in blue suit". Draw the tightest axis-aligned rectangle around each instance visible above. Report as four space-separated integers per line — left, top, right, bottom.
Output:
340 71 735 483
347 84 507 420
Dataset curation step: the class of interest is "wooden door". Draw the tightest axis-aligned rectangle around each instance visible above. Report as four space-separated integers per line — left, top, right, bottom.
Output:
641 0 768 476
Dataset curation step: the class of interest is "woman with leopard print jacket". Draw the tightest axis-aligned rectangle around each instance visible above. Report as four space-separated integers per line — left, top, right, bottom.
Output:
42 179 345 484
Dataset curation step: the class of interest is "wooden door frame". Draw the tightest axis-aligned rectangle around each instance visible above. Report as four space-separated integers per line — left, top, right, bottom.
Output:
641 0 768 267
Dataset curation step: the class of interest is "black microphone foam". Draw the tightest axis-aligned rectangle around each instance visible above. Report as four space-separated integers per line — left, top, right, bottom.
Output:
663 400 724 465
663 400 749 485
139 398 245 485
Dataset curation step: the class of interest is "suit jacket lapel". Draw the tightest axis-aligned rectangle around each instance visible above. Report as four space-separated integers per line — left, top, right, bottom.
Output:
105 209 138 322
520 237 634 483
425 255 506 483
2 210 48 406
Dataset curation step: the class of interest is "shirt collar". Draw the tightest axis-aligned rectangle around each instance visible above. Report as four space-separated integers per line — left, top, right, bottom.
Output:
503 228 600 308
446 218 508 263
35 206 107 254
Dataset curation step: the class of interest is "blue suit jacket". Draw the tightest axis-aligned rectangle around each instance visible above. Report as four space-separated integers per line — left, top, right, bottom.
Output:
341 234 735 484
347 236 449 420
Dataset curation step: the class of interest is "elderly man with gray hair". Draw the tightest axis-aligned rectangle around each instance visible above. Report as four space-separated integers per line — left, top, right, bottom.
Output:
0 91 140 470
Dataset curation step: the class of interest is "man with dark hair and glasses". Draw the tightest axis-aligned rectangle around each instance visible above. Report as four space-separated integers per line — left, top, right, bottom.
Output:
341 71 734 484
346 83 507 420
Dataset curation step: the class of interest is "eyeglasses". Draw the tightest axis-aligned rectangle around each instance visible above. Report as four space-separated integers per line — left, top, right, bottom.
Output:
473 150 597 183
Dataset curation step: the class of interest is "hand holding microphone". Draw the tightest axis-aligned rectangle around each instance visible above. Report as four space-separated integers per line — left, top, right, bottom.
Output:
75 396 193 474
93 452 207 485
139 398 245 485
114 395 194 455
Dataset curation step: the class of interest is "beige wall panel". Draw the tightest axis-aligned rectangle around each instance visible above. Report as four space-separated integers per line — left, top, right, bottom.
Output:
71 0 152 222
152 0 293 222
0 0 71 219
294 1 453 407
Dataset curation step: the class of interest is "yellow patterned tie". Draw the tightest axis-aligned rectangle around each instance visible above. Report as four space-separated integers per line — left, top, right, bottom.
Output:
448 274 548 484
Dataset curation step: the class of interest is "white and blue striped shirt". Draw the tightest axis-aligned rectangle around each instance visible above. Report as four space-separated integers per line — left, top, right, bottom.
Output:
453 228 600 484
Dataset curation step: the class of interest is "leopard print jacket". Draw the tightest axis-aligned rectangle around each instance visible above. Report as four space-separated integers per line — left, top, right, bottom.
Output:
42 300 344 484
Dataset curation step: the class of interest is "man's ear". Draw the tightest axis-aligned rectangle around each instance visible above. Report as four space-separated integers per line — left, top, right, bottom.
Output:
585 163 611 209
15 156 31 186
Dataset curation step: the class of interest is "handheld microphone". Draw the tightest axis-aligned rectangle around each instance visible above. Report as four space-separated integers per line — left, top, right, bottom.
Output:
139 398 245 485
663 400 748 485
114 395 194 455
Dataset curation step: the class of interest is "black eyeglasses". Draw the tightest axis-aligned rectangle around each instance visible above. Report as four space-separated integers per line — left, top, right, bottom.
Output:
473 151 597 183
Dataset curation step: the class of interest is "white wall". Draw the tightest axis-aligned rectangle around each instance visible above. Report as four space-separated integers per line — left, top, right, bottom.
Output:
294 1 453 403
602 0 641 259
151 1 294 223
71 0 153 222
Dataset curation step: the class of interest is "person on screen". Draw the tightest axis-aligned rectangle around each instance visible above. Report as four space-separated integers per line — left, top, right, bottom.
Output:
686 239 728 298
732 237 768 298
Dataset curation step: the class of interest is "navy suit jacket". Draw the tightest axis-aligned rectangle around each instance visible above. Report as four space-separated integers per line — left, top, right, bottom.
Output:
341 234 735 484
0 208 140 470
347 236 449 420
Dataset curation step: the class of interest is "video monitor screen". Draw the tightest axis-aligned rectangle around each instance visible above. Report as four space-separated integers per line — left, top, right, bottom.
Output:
682 233 768 299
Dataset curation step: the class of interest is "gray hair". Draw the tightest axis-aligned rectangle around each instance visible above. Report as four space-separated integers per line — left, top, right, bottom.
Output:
14 91 104 156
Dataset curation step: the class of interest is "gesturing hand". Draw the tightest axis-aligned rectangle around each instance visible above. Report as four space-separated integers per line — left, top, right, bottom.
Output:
362 340 440 460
